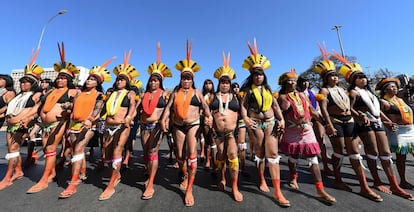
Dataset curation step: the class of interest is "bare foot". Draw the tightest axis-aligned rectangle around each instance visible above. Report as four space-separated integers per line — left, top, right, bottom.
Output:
316 189 336 203
0 179 12 191
59 186 77 199
27 182 48 194
391 187 414 201
233 189 243 202
259 181 270 193
184 191 194 206
333 181 352 192
48 170 56 183
289 178 299 190
180 178 188 191
11 171 24 182
374 184 392 194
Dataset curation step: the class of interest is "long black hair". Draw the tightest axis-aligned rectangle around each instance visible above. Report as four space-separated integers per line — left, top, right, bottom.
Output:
177 72 196 89
112 75 132 91
81 75 103 92
0 74 15 91
145 74 164 92
54 73 75 89
202 79 214 95
241 72 272 93
19 75 42 93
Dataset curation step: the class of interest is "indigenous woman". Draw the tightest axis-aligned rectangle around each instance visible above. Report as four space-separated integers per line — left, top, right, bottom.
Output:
0 49 43 190
201 79 216 170
27 43 79 193
24 78 53 167
240 39 289 207
59 57 113 198
317 47 382 202
122 79 142 169
377 78 414 190
0 74 16 127
211 52 243 202
160 40 212 207
340 54 414 200
278 68 336 203
98 51 137 200
296 75 332 175
138 42 171 200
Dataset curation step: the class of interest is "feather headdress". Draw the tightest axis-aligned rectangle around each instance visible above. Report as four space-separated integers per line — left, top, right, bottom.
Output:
278 68 298 85
53 42 80 78
130 79 143 88
313 42 336 78
375 77 401 91
24 47 44 81
89 56 115 83
113 50 139 81
175 40 200 75
214 52 236 80
242 38 270 72
147 42 172 79
330 51 363 83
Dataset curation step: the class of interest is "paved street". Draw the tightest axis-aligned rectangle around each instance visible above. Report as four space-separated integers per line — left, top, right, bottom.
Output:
0 130 413 212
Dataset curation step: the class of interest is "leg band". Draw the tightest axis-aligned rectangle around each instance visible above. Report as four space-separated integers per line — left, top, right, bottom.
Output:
112 157 122 169
290 172 298 179
216 160 225 170
45 151 56 158
211 144 217 149
238 143 247 150
5 152 20 160
380 155 393 164
267 155 281 164
71 153 85 163
307 156 319 167
148 153 158 161
188 157 197 170
349 153 369 170
228 157 239 171
254 155 264 167
315 181 324 190
200 138 205 143
366 154 378 160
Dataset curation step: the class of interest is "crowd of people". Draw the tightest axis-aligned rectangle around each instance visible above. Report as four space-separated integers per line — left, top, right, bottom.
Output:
0 39 414 207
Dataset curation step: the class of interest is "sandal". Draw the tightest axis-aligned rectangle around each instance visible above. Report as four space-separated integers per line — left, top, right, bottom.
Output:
59 189 77 199
359 191 383 202
98 190 115 201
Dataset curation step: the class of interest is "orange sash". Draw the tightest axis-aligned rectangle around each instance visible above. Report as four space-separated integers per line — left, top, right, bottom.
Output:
73 89 98 121
42 88 69 113
385 95 413 124
174 88 194 119
142 88 162 116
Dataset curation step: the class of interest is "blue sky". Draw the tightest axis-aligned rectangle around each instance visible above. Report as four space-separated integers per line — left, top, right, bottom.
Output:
1 0 414 90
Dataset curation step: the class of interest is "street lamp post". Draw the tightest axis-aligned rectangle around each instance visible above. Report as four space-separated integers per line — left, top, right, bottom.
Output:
37 9 67 49
331 25 345 57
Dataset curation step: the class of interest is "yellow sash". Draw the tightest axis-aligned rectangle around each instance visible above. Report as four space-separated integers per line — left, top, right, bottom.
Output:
251 84 272 112
384 95 413 124
105 89 128 117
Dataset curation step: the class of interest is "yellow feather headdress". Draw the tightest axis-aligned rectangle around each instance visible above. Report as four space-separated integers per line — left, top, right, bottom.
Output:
147 42 172 80
242 38 270 72
89 56 115 83
313 42 336 78
330 51 363 83
24 47 44 81
113 50 139 81
53 42 80 78
175 40 200 75
278 68 298 85
130 79 143 88
214 52 236 80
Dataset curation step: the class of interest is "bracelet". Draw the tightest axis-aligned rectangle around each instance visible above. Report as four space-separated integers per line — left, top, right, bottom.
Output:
126 115 132 120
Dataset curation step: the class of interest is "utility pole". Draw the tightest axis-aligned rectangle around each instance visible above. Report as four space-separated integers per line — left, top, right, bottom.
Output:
331 25 345 57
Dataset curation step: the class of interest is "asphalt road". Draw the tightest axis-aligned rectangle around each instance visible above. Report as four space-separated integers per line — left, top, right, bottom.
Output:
0 130 413 212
